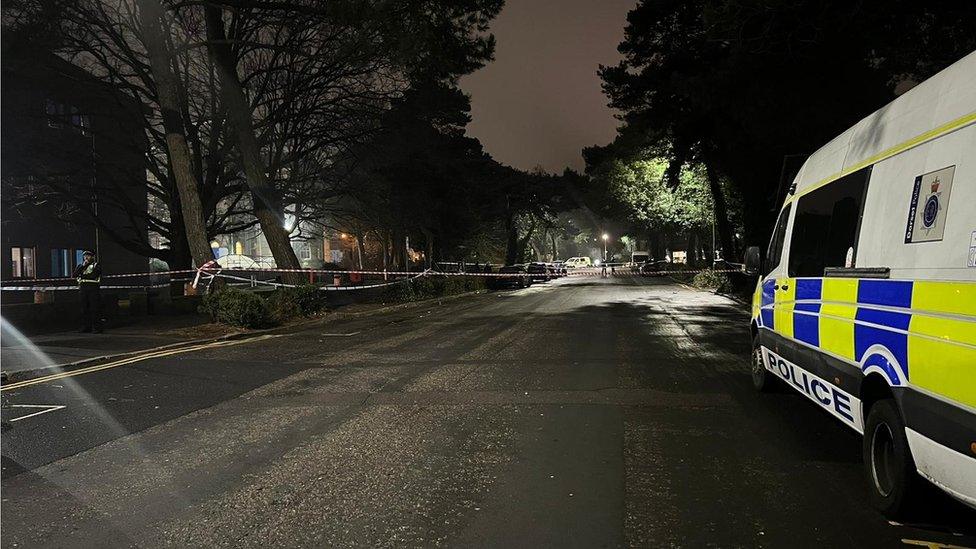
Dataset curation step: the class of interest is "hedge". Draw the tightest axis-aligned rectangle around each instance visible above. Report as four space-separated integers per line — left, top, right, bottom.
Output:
382 274 486 303
201 284 326 328
200 288 272 329
691 269 732 292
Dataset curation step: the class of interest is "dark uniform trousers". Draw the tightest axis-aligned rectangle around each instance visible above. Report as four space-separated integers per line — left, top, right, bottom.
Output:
80 284 103 331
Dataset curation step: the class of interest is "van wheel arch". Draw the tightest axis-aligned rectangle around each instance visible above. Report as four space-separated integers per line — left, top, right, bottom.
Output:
859 372 894 422
859 374 921 518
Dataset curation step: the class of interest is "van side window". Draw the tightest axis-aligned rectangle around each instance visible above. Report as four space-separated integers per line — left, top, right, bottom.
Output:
764 204 792 276
788 167 870 277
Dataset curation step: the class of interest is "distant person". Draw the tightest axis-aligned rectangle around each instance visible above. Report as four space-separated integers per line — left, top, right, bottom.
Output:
601 260 608 278
74 250 103 333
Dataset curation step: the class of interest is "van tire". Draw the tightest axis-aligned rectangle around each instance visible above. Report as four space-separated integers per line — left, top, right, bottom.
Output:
751 336 777 392
863 399 920 518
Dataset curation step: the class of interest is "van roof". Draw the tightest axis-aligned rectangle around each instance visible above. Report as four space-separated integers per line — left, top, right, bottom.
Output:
787 51 976 203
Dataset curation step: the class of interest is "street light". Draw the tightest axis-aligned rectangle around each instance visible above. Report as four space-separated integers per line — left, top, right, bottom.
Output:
602 233 609 262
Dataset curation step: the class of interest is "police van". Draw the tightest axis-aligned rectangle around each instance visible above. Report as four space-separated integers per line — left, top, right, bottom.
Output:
745 51 976 516
564 256 592 268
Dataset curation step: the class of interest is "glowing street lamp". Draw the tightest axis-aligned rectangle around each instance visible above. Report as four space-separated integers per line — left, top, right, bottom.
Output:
602 233 609 261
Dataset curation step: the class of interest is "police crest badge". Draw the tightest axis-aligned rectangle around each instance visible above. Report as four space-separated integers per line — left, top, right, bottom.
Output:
905 165 954 243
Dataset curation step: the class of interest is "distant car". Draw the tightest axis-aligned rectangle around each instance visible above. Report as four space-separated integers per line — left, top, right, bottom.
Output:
550 261 568 276
564 256 592 268
527 262 551 282
490 264 531 289
639 259 671 276
435 261 463 273
630 251 650 271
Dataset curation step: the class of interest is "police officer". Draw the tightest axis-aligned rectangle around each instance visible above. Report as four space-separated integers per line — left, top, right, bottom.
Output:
74 250 103 333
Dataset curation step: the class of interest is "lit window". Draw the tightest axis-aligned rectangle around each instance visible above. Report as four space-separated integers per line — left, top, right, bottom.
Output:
11 247 36 278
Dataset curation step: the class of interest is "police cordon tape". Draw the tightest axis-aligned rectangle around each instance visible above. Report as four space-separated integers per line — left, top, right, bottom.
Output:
208 270 432 291
1 264 746 292
0 282 183 291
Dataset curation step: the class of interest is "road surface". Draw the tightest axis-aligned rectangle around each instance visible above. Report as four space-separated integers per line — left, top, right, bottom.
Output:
2 276 973 547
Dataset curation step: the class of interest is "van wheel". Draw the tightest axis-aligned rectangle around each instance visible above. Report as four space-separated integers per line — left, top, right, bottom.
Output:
751 336 776 392
863 399 919 518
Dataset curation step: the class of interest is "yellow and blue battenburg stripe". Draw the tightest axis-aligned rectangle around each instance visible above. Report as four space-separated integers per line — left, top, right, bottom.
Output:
756 277 976 409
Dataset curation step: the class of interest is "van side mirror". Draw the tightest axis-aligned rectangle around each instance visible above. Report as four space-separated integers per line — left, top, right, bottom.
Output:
744 246 762 276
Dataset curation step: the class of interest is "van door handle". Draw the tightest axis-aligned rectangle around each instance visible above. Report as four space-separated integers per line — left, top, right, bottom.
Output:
780 284 789 291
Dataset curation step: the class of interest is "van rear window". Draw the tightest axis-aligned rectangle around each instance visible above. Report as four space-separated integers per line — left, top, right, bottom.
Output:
788 167 871 277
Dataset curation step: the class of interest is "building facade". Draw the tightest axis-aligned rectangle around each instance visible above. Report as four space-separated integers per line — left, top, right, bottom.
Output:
1 47 148 286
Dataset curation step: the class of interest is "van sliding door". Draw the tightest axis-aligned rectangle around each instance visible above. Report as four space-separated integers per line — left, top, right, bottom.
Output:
785 166 872 385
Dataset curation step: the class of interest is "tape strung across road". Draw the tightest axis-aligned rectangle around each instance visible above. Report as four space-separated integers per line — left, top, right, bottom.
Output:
0 334 281 392
211 270 431 291
0 282 182 291
1 264 746 292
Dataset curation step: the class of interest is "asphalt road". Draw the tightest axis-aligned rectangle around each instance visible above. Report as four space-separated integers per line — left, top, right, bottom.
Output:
2 276 974 548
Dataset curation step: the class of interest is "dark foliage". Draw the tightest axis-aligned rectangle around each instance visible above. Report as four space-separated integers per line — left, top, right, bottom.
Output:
598 0 976 248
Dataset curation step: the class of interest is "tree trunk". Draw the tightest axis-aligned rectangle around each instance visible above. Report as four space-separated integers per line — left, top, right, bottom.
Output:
392 228 408 270
164 190 192 269
504 198 519 265
355 232 365 270
705 162 736 263
139 0 213 270
516 217 536 264
420 227 434 269
649 230 662 260
204 6 302 279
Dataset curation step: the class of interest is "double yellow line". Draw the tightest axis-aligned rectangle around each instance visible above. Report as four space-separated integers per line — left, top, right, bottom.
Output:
1 334 279 392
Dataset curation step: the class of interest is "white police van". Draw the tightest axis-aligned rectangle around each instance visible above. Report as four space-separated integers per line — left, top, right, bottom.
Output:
564 256 592 268
745 51 976 517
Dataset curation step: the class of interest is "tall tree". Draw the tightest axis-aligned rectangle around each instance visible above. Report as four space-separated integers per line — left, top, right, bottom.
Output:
204 4 301 274
600 0 976 247
138 0 213 268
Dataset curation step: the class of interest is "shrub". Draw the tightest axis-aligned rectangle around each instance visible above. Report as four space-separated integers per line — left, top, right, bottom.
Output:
266 285 325 322
386 279 416 302
382 274 484 303
452 276 475 295
691 269 731 292
200 288 272 328
411 276 437 299
462 275 486 292
266 290 300 323
287 284 325 316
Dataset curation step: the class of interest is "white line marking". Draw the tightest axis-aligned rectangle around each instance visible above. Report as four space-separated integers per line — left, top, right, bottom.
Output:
7 404 66 422
320 332 360 337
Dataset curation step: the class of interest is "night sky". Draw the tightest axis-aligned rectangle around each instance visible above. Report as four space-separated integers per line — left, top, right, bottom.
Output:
460 0 637 174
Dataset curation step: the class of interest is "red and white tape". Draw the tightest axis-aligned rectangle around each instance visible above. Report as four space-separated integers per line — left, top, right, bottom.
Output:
2 264 745 291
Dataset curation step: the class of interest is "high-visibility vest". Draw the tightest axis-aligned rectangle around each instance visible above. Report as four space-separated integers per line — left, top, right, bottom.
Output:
77 263 101 284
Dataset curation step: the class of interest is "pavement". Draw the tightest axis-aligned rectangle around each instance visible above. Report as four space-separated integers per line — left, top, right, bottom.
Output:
1 276 973 548
0 314 218 376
